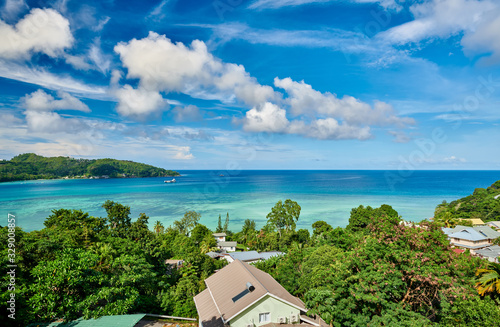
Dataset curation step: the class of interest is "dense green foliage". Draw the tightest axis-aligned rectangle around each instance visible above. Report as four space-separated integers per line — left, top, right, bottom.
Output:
434 179 500 223
0 202 224 326
0 153 179 182
1 195 498 326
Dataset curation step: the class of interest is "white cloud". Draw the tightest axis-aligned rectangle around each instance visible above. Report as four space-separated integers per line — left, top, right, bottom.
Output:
274 77 414 127
115 85 166 117
172 146 194 160
0 113 22 127
1 0 28 21
24 110 89 133
0 8 73 59
89 38 111 73
242 102 290 133
248 0 401 10
23 89 90 112
241 102 373 140
389 130 411 143
380 0 495 44
461 9 500 64
172 105 203 122
114 32 277 116
0 61 107 98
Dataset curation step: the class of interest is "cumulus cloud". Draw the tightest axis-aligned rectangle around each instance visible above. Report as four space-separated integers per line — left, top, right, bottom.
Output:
24 110 88 133
22 89 90 112
115 85 166 117
242 102 290 133
241 102 372 140
172 105 203 122
21 90 93 134
274 77 414 127
113 32 412 140
172 146 194 159
0 8 73 58
114 32 277 116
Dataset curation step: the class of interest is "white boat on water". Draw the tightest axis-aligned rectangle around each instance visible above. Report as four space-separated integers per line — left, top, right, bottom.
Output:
164 178 176 183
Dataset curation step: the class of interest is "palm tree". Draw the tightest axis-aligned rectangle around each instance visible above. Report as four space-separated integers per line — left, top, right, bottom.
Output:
475 262 500 297
153 220 164 235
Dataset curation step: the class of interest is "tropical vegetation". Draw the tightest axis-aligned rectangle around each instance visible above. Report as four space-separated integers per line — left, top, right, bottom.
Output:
0 153 179 182
1 187 500 326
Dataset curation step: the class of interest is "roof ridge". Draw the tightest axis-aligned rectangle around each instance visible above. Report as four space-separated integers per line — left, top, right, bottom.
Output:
237 260 269 293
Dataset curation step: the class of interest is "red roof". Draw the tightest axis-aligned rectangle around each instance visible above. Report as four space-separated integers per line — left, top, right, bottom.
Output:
452 249 465 254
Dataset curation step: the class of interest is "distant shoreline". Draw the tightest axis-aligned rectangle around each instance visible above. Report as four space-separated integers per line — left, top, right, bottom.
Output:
1 174 181 184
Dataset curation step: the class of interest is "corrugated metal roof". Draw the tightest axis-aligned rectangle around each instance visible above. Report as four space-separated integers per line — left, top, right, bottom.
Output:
217 241 237 247
31 314 146 327
448 228 487 241
476 245 500 258
212 233 226 237
474 226 500 239
228 251 262 261
487 221 500 228
259 251 284 260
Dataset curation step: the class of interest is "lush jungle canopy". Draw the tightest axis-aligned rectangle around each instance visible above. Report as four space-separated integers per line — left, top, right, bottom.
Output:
0 153 179 182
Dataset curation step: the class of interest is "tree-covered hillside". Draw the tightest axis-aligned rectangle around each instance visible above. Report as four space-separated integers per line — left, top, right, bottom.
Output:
0 153 179 182
434 180 500 223
2 199 498 327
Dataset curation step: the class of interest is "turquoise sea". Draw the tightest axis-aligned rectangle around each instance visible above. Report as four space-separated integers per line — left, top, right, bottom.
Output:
1 170 500 232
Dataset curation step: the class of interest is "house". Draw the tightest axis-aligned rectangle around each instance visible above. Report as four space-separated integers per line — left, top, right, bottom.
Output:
442 225 500 254
213 233 227 242
475 245 500 263
165 259 184 269
213 233 237 252
193 260 327 327
487 221 500 231
218 241 237 252
462 218 485 226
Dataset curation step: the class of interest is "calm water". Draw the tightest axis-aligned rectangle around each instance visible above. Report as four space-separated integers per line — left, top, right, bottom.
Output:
1 170 499 232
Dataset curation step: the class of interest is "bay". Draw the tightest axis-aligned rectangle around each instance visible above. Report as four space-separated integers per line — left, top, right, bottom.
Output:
1 170 499 232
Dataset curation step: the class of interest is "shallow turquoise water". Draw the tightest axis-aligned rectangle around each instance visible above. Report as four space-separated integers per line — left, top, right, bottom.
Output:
1 170 499 232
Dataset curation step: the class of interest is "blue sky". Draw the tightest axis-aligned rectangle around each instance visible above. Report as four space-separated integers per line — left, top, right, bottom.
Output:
0 0 499 170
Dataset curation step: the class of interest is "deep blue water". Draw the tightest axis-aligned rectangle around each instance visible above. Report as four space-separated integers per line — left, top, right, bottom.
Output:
1 170 499 232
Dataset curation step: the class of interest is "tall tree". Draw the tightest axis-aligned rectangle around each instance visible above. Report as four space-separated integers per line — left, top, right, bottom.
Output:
154 221 165 235
173 211 201 236
216 214 223 233
102 200 131 237
223 212 229 233
266 199 301 237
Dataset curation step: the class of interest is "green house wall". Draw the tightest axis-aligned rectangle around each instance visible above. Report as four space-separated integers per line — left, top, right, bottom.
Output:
229 294 301 327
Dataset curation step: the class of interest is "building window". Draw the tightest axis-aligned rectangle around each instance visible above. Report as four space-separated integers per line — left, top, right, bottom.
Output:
259 313 270 323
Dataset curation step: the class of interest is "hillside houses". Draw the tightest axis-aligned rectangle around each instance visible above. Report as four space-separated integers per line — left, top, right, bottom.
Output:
213 233 237 252
194 260 327 327
442 225 500 255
